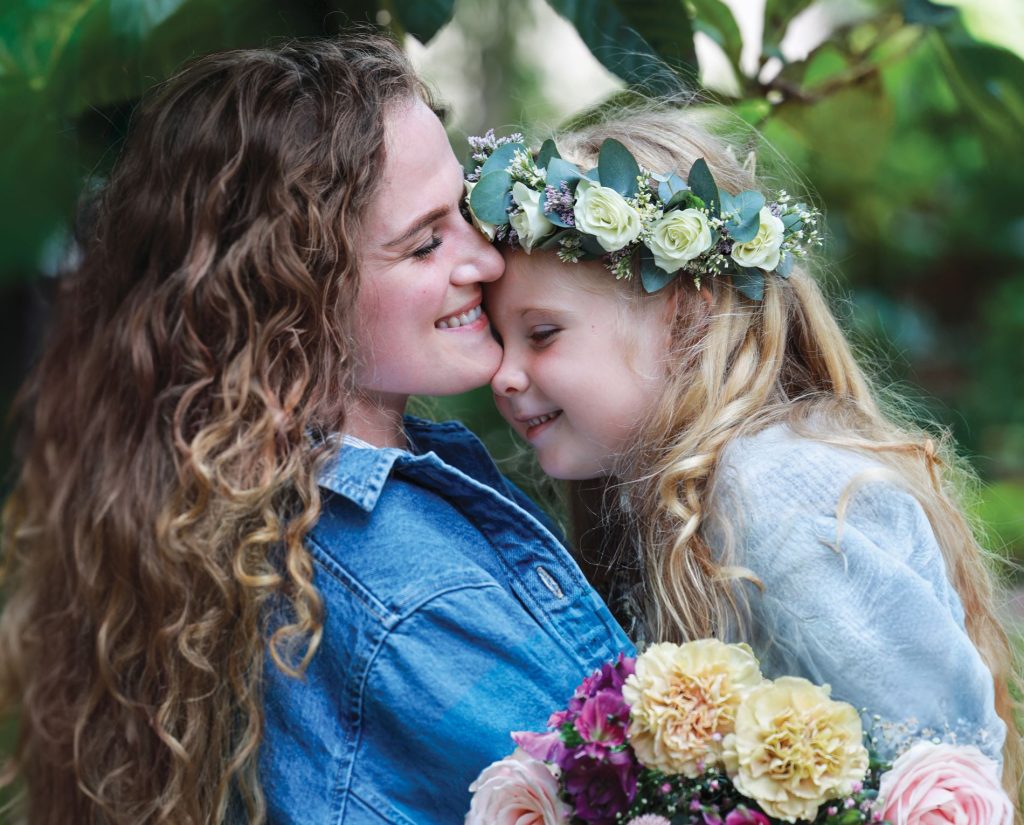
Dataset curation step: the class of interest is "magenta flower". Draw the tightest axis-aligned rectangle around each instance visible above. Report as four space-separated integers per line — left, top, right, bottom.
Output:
575 690 630 748
724 807 770 825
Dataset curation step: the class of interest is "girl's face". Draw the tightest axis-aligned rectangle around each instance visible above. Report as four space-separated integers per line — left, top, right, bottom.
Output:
353 99 505 411
488 251 669 480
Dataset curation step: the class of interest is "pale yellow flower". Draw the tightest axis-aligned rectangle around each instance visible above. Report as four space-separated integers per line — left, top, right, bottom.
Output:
722 676 869 823
622 640 763 776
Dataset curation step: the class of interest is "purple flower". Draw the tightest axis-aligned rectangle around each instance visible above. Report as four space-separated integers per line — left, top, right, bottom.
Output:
562 748 639 825
575 690 630 748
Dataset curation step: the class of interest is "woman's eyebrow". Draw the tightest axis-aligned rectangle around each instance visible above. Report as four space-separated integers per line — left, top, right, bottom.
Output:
383 205 451 248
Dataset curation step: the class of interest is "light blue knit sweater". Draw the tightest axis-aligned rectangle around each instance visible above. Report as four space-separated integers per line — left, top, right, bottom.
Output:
710 425 1006 766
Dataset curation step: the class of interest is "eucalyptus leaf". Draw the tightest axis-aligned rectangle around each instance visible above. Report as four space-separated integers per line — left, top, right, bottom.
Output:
536 138 560 170
640 250 677 293
776 250 794 277
657 173 689 203
583 167 601 182
723 190 765 242
782 211 804 232
665 191 702 211
580 234 606 256
537 228 572 251
731 269 765 301
469 171 513 225
596 138 640 197
480 142 526 177
544 157 583 189
687 158 720 216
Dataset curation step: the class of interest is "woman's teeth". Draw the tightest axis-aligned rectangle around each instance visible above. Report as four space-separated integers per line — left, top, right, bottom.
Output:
436 305 482 329
526 411 560 427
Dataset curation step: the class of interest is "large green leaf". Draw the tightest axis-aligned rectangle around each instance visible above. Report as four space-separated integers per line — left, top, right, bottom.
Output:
688 0 743 73
543 0 698 88
763 0 816 58
389 0 456 42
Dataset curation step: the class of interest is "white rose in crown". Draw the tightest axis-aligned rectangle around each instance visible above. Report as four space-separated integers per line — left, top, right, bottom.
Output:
572 178 642 252
510 182 555 252
730 206 785 271
647 208 714 273
464 179 497 241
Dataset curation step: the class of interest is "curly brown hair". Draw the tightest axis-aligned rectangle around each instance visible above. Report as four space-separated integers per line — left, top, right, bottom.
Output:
0 34 428 824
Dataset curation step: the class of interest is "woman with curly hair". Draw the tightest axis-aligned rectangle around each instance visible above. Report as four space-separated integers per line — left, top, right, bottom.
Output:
0 35 630 824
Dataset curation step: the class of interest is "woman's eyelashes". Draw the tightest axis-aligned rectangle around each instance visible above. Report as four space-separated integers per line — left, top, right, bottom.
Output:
412 234 442 260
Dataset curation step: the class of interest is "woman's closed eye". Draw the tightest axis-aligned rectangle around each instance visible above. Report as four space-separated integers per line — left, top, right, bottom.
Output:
412 234 443 260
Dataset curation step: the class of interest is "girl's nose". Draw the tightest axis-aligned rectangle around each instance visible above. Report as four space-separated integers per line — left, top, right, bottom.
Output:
491 356 529 397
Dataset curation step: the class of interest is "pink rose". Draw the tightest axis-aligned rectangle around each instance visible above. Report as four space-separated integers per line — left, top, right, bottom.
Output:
466 751 571 825
877 742 1012 825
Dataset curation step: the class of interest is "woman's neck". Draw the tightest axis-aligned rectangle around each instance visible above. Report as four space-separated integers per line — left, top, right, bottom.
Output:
345 392 408 448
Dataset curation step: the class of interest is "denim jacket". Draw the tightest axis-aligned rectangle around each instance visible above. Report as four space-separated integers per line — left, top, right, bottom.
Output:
712 425 1006 766
259 417 633 824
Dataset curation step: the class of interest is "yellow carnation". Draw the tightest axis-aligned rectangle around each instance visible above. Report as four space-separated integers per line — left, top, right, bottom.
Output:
622 640 763 776
722 676 869 823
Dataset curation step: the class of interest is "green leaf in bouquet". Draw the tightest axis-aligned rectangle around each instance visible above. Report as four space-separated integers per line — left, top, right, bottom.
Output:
731 268 765 301
657 172 689 203
721 190 764 242
580 234 606 256
537 229 572 251
687 158 720 217
640 249 677 293
596 138 640 198
536 138 561 170
469 171 513 225
776 251 794 277
480 142 526 177
665 191 704 211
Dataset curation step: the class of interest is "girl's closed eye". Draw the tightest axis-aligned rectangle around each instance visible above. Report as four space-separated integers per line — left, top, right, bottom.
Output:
529 325 560 347
412 234 442 259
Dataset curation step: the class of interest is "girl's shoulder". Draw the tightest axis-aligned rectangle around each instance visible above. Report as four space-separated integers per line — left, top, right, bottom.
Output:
712 424 939 565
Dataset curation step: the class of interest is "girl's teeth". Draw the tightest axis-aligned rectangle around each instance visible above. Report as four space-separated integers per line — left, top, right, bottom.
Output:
527 412 559 427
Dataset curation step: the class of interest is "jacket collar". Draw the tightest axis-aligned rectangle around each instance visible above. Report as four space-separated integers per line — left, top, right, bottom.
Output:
315 416 504 512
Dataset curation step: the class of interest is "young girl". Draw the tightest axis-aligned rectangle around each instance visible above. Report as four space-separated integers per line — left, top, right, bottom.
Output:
472 109 1021 796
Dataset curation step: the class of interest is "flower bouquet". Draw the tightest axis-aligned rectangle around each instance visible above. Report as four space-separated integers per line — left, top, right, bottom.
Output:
466 640 1012 825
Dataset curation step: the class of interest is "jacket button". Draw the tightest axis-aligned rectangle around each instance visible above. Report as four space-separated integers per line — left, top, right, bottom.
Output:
536 566 564 599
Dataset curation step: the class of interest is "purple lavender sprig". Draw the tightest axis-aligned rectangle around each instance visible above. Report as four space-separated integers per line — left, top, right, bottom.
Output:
543 182 576 227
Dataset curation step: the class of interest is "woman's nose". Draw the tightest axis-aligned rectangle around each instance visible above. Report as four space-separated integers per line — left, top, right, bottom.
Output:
452 219 504 286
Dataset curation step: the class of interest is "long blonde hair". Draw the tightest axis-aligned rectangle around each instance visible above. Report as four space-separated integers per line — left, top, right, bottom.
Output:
0 36 427 824
556 108 1022 800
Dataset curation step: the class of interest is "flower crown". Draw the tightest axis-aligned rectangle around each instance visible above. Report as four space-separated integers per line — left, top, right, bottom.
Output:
463 130 821 301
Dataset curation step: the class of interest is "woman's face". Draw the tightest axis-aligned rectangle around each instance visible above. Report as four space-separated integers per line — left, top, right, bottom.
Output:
353 99 504 411
487 251 669 480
